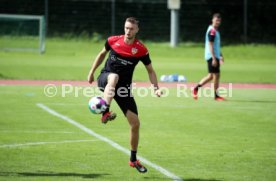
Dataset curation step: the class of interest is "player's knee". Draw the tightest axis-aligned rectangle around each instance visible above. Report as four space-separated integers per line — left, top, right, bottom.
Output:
127 111 140 130
129 115 140 127
108 73 119 84
131 120 140 130
213 73 220 80
208 74 213 80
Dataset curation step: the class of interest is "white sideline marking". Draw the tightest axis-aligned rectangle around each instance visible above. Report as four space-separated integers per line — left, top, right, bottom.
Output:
0 130 80 134
36 103 183 181
0 139 97 148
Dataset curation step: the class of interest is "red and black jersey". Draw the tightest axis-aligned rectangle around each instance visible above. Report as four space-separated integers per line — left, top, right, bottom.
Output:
101 35 151 85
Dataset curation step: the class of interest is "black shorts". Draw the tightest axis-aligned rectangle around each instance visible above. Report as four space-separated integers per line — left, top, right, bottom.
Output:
97 72 138 116
207 58 220 73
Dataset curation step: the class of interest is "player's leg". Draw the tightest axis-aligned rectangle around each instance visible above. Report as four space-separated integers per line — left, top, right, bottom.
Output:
193 73 213 99
127 110 140 155
113 94 147 173
193 60 214 99
97 73 118 123
126 110 147 173
103 73 119 105
212 58 225 101
213 73 225 101
199 73 214 86
213 73 220 94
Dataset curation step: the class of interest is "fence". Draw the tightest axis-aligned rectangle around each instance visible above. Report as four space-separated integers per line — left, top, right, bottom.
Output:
0 0 275 43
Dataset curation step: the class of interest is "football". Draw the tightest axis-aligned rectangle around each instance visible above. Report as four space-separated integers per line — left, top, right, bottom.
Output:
88 96 107 114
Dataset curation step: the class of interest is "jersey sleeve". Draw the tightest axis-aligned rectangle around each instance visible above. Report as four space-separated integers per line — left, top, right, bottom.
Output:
208 28 216 42
140 53 151 66
105 40 111 51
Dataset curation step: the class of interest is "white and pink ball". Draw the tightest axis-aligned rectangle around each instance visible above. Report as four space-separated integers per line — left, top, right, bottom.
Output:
88 97 107 114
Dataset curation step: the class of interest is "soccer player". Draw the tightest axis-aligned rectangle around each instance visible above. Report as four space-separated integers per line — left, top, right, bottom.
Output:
87 17 162 173
193 13 225 101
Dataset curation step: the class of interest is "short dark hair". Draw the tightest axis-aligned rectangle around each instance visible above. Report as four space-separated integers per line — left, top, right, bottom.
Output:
125 17 139 26
213 13 221 19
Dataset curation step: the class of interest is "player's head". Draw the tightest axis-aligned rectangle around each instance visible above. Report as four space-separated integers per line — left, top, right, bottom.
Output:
212 13 222 28
124 17 139 40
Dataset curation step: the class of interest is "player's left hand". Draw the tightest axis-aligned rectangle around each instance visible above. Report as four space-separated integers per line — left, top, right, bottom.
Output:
155 89 163 97
220 56 224 65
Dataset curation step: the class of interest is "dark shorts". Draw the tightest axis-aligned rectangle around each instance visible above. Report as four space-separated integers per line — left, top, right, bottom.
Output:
207 58 220 73
97 72 138 116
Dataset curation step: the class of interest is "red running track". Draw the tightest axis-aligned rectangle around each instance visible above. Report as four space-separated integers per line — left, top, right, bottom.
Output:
0 80 276 89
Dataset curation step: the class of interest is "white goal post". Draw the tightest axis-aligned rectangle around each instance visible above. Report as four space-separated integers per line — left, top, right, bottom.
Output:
168 0 181 47
0 14 46 53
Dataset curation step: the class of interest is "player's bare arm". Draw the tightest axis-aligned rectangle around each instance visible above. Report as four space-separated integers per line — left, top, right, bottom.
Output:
87 47 109 84
145 63 162 97
220 52 224 63
209 41 217 67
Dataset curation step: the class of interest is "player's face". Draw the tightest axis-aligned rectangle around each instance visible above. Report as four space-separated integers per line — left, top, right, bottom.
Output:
212 17 221 28
124 22 139 40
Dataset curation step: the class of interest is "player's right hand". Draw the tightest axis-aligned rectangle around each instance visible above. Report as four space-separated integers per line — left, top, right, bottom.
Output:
88 73 94 84
212 58 218 67
155 89 163 97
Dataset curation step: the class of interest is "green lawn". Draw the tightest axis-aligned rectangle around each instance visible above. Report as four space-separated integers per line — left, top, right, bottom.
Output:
0 37 276 83
0 85 275 180
0 37 276 180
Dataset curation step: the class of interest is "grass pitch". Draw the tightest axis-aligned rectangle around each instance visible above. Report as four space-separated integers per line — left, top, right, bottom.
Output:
0 85 275 181
0 37 275 180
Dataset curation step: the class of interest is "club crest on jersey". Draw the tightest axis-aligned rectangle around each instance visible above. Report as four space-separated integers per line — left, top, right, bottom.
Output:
131 48 138 55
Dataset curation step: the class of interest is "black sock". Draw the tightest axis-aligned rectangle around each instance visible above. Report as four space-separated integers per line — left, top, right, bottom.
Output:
215 91 219 98
195 84 202 91
102 104 110 115
130 150 137 162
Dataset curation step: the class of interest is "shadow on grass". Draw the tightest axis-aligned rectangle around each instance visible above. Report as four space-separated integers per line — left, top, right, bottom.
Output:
0 171 110 178
0 73 13 79
143 176 171 180
143 176 222 181
230 99 276 104
185 179 222 181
